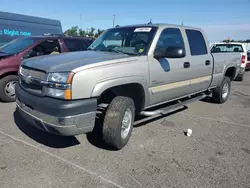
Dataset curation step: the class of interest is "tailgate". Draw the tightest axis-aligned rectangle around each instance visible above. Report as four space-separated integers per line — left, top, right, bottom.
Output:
211 52 241 68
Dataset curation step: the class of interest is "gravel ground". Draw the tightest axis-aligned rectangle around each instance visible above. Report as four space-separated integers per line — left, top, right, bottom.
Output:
0 74 250 188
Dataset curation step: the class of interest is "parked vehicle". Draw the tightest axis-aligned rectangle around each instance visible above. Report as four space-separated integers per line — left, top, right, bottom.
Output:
0 11 63 46
211 42 247 81
246 50 250 71
16 24 240 150
0 35 93 102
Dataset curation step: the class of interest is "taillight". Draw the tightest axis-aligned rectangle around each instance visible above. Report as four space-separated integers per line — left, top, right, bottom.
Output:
241 55 246 64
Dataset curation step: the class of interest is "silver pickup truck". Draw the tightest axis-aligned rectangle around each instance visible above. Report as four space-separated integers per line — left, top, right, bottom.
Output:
15 24 241 150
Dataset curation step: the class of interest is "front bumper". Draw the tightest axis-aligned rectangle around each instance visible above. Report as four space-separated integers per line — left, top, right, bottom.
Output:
15 83 97 136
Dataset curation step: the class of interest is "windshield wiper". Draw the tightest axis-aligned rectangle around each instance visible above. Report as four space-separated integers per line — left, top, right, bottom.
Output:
99 48 123 54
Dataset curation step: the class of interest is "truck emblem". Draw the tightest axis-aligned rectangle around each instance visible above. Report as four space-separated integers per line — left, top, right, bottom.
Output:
23 75 32 84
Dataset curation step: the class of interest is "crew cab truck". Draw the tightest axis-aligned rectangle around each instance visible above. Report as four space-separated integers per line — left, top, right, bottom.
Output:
15 24 240 150
0 35 93 102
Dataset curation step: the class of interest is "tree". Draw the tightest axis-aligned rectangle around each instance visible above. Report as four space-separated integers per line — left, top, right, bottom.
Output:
64 26 79 36
78 28 87 37
64 26 104 39
95 29 103 38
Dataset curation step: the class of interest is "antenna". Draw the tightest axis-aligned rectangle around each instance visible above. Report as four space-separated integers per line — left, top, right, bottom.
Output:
148 18 152 24
113 14 116 28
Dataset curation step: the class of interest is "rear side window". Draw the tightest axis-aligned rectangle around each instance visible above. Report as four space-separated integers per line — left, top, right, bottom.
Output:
185 29 208 56
64 39 88 52
211 44 244 53
85 40 93 47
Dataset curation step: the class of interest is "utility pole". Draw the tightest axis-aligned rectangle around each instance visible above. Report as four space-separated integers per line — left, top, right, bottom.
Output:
148 18 152 24
80 14 82 28
113 14 115 27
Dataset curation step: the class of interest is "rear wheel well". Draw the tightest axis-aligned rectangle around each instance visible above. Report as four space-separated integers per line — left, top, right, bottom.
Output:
98 83 145 113
224 67 236 81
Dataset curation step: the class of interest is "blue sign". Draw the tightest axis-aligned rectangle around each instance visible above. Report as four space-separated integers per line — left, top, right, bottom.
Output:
0 29 31 37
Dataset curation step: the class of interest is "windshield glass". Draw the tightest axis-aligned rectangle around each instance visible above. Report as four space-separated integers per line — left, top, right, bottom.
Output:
211 44 244 53
88 26 158 55
0 37 39 54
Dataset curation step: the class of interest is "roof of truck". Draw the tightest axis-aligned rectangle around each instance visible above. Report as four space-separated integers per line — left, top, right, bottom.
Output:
113 23 201 30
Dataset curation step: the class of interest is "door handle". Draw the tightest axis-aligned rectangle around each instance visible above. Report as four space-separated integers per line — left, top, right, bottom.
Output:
205 60 210 66
183 62 190 68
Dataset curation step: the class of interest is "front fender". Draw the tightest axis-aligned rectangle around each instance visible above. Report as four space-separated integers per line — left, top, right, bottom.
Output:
91 75 149 106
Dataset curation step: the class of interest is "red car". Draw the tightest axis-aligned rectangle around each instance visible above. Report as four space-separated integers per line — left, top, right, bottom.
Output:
0 35 93 102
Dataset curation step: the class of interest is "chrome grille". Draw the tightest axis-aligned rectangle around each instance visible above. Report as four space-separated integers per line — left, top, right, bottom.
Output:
20 67 45 96
21 67 46 80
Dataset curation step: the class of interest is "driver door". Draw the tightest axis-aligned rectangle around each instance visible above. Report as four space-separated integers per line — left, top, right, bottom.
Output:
148 27 193 105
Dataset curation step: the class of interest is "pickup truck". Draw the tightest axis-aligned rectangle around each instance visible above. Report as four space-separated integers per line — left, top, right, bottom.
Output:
15 24 241 150
210 42 247 81
0 35 93 102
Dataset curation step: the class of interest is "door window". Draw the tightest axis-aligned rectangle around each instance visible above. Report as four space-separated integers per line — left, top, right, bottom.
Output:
185 29 207 56
23 39 61 59
155 28 186 57
64 39 88 51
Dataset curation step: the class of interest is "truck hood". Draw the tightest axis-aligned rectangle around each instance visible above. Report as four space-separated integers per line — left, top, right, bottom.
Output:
21 51 135 72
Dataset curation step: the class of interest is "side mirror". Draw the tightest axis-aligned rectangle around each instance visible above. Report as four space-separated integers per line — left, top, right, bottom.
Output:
154 46 185 59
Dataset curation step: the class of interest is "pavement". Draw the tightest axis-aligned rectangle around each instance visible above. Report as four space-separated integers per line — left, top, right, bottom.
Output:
0 74 250 188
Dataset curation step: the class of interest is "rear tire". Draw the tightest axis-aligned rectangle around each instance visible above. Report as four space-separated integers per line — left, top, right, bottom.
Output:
212 76 231 104
0 75 19 102
102 96 135 150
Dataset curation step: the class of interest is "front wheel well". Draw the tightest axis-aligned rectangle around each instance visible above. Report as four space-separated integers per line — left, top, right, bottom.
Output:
0 71 18 80
98 83 146 113
224 67 236 81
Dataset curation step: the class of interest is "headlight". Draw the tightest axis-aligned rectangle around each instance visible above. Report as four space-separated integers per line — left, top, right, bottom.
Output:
47 72 71 83
46 72 74 100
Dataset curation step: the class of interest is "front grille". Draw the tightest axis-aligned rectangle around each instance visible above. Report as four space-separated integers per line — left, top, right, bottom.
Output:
20 80 43 95
20 66 45 95
21 67 46 80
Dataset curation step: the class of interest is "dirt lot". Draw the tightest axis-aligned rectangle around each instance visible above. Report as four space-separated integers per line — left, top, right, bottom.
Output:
0 74 250 188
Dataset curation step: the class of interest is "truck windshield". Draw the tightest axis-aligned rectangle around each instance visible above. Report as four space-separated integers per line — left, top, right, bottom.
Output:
211 44 244 53
0 37 39 54
87 26 158 55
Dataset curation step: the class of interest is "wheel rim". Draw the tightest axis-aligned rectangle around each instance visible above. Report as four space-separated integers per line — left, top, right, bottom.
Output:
4 81 17 98
222 82 229 99
121 108 132 139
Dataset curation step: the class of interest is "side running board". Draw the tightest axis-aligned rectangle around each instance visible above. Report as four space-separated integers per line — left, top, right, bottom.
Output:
140 94 206 117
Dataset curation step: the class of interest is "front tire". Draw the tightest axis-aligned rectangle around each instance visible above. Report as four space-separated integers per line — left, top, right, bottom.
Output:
0 75 19 102
102 96 135 150
212 76 231 103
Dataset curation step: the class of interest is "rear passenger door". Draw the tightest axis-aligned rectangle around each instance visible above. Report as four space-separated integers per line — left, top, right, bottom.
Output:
64 38 88 52
184 29 213 93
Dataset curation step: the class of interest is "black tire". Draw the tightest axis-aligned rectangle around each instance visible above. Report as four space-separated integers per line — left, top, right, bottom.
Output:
102 96 135 150
212 76 231 104
0 75 19 102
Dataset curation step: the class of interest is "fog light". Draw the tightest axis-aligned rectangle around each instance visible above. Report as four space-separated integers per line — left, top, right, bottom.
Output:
57 117 76 126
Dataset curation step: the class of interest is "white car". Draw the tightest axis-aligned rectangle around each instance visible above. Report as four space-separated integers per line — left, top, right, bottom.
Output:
211 42 248 81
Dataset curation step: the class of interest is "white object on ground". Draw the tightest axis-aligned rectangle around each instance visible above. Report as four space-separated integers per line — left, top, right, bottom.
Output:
186 129 192 136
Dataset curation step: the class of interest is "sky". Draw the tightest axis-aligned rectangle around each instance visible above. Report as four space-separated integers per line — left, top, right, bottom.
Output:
1 0 250 42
